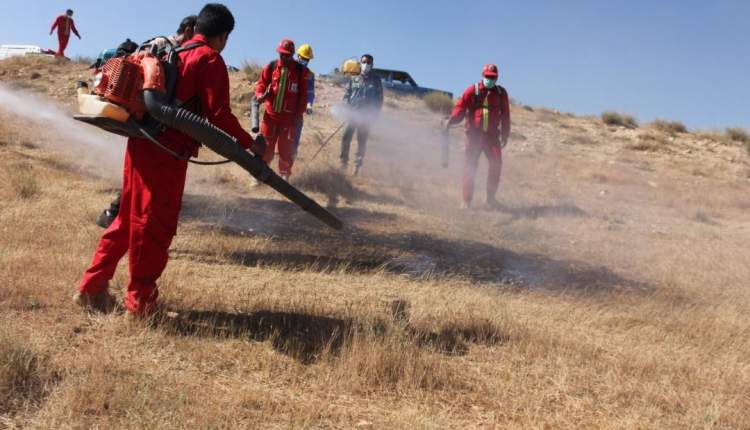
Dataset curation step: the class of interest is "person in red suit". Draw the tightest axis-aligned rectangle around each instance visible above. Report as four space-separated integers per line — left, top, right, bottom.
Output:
50 9 81 58
446 64 511 209
255 38 308 181
75 4 261 316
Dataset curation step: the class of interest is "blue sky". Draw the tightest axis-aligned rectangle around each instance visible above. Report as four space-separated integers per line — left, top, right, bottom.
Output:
1 0 748 130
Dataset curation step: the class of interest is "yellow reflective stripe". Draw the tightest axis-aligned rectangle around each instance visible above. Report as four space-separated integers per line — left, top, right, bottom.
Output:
482 94 489 132
273 67 288 113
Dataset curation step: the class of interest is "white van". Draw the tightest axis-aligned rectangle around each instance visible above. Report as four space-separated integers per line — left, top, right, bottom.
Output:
0 45 55 61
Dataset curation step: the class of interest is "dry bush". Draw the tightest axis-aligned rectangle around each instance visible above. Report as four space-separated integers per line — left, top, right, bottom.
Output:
726 127 750 144
422 92 453 114
602 111 638 128
10 167 40 199
327 329 466 394
0 333 51 415
651 119 687 134
294 165 356 201
564 133 597 146
695 130 730 145
523 105 534 112
241 61 263 83
537 108 560 123
628 131 669 151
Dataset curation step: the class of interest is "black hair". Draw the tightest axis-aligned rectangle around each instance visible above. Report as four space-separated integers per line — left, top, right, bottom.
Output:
66 9 73 15
177 15 198 35
361 54 374 63
195 4 235 38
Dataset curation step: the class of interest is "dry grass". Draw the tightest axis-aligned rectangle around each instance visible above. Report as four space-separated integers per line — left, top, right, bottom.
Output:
9 164 40 199
651 118 687 135
1 56 749 428
0 331 53 415
726 128 750 150
602 111 639 128
422 92 453 114
628 131 670 151
563 132 597 146
241 60 263 83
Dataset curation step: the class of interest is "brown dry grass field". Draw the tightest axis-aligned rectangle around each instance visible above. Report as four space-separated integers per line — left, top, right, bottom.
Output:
1 57 749 429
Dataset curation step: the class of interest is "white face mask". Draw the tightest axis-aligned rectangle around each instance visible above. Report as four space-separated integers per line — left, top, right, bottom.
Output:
361 63 372 74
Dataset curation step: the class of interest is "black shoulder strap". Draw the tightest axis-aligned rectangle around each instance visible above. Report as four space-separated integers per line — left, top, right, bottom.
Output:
175 41 205 53
268 60 305 87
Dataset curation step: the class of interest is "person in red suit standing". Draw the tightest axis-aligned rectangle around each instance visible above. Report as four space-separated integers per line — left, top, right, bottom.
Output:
446 64 511 209
50 9 81 58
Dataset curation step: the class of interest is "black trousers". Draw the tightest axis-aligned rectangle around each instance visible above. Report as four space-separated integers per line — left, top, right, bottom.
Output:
340 123 370 166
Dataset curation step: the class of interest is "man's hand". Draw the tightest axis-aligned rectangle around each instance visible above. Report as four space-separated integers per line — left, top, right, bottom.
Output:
442 116 452 132
305 103 313 115
250 135 267 156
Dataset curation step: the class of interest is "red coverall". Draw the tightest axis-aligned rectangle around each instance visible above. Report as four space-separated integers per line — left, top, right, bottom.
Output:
50 15 80 58
255 61 307 176
448 82 511 205
78 34 255 314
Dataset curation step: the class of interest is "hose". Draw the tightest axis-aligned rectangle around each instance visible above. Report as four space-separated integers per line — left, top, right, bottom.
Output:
134 121 231 166
143 90 343 230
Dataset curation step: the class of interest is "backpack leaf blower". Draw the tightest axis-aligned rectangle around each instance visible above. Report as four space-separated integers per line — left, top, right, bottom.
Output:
73 45 342 230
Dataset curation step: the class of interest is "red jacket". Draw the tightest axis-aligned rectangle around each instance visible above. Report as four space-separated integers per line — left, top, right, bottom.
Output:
50 15 79 38
255 60 307 122
449 82 511 141
161 34 254 155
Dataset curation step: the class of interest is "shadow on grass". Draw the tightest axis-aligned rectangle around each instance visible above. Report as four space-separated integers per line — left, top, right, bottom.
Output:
179 194 650 293
489 202 587 221
155 306 506 364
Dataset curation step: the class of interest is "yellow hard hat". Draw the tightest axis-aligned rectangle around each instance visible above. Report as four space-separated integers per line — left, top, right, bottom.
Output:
297 44 314 60
341 58 361 75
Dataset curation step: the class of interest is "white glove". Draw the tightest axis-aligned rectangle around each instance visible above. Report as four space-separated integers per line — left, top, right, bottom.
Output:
306 103 313 115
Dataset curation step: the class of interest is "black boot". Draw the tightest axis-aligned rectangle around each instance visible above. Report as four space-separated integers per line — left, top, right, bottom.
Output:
96 192 121 228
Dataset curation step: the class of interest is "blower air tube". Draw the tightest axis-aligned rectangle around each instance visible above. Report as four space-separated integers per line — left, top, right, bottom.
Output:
143 90 343 230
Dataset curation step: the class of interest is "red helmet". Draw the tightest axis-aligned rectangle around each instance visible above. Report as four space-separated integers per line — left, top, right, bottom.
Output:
276 38 295 55
482 64 499 78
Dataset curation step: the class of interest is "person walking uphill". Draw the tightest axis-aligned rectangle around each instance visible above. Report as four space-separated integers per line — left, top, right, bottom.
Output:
255 38 308 181
340 54 383 175
75 4 262 315
50 9 81 58
446 64 510 209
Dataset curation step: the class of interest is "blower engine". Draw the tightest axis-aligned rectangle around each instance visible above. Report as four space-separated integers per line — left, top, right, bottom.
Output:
74 46 343 231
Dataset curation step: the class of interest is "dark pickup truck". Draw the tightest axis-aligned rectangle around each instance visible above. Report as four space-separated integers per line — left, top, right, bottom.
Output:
371 68 453 99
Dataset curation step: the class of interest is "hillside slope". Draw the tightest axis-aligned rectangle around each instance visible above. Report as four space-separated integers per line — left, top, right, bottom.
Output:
1 57 749 429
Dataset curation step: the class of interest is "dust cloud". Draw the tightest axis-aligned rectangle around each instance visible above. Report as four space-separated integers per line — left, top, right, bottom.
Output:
0 83 125 177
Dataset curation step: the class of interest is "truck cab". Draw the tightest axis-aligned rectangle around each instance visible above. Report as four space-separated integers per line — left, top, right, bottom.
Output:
371 68 452 99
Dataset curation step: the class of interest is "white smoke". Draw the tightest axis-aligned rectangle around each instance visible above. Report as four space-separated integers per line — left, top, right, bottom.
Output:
0 83 124 177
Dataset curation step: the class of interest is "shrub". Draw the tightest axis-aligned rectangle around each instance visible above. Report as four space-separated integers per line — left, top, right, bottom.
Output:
294 166 357 203
241 61 263 83
423 92 453 114
11 169 40 199
602 111 638 129
651 119 687 134
628 132 669 151
0 334 50 414
726 127 750 144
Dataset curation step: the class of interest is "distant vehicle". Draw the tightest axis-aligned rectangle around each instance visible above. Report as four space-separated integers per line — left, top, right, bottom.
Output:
371 68 453 99
0 45 55 61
